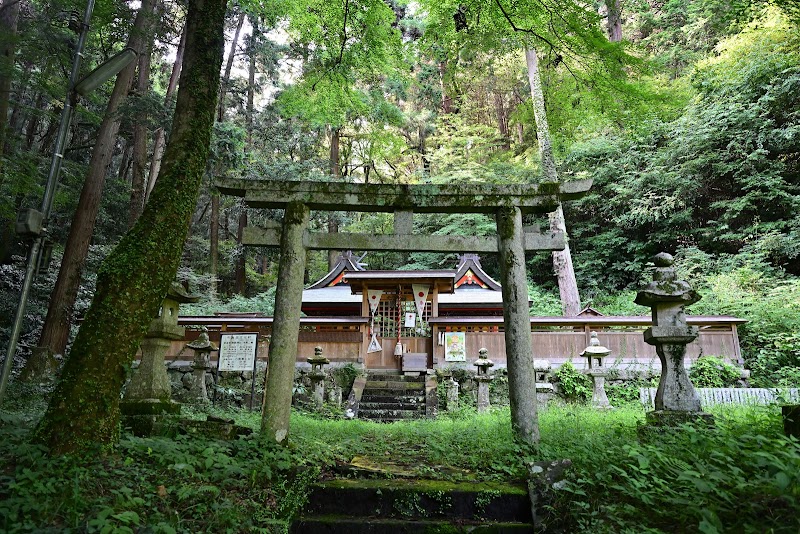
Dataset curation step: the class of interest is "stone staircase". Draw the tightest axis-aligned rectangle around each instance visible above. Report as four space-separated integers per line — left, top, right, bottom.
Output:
291 478 534 533
356 371 434 422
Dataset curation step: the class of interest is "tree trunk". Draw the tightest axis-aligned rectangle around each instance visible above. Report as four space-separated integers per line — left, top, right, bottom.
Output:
210 193 219 295
128 48 153 227
217 10 245 122
328 126 341 269
117 140 132 183
524 48 581 316
0 0 21 156
606 0 623 43
146 21 186 202
494 82 510 150
439 61 452 113
34 0 227 454
24 92 45 150
233 206 247 294
232 18 257 295
23 0 158 381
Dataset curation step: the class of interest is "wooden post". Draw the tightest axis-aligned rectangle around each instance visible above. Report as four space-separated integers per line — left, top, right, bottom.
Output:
261 202 309 444
497 206 539 445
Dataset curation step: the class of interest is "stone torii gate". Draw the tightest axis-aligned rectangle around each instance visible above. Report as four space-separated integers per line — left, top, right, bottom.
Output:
216 178 591 444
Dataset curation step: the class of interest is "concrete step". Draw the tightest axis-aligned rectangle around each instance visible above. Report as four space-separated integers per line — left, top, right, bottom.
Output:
359 409 424 420
295 478 532 524
365 380 425 390
292 516 533 533
359 394 424 404
366 373 426 383
359 401 425 411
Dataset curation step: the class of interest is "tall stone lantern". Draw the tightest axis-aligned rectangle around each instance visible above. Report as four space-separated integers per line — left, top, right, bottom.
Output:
307 346 330 409
580 332 613 410
473 348 494 413
635 253 712 425
122 282 199 434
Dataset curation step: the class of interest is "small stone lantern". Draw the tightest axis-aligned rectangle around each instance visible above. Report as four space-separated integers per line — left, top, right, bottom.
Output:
635 252 712 426
473 348 494 413
307 346 330 409
185 326 217 404
580 332 613 410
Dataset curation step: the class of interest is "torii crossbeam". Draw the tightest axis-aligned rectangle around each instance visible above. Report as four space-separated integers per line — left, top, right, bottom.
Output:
216 178 592 445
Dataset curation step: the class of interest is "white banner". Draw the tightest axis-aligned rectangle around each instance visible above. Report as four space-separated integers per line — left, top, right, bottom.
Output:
367 289 383 315
411 284 430 318
367 333 382 353
404 312 416 328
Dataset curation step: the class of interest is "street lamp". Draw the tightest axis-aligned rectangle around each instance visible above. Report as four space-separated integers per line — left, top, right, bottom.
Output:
0 2 137 406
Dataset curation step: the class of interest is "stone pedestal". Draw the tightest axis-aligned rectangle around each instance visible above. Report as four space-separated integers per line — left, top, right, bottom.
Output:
581 333 613 410
122 283 198 436
475 375 492 413
307 346 329 410
473 348 494 413
444 376 459 411
186 327 216 404
587 370 612 410
635 253 711 427
126 337 173 401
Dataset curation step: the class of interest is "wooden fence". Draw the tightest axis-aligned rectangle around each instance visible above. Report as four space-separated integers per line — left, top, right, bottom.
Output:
639 388 800 408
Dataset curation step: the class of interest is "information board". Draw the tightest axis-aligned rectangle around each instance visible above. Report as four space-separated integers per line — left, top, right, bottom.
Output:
218 333 258 372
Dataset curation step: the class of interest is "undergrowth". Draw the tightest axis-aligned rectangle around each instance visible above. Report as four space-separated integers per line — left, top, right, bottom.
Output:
1 402 797 532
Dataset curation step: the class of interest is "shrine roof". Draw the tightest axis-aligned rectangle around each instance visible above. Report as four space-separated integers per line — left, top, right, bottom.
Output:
306 251 365 289
303 285 361 304
344 270 456 293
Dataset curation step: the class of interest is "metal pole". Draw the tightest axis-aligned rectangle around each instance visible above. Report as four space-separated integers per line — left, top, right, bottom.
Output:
0 0 96 406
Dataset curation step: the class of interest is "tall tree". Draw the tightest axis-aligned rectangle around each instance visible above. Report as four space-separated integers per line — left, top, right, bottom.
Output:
128 28 155 227
22 0 160 381
35 0 227 454
525 48 580 315
0 0 21 156
146 20 187 201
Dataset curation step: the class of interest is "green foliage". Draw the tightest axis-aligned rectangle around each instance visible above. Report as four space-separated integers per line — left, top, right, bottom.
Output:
556 408 800 533
553 361 592 403
0 418 315 533
330 363 360 397
685 263 800 387
689 356 742 388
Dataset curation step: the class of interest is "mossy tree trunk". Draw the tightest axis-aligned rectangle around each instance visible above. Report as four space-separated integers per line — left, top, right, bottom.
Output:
35 0 228 454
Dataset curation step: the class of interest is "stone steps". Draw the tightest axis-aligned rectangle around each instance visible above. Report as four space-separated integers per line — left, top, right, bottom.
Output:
291 478 533 533
357 371 430 422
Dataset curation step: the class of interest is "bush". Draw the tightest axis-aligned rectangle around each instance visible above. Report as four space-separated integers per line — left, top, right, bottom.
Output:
553 361 592 403
689 356 741 388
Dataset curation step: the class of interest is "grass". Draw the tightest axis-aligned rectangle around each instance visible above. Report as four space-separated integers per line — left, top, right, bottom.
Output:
1 394 798 533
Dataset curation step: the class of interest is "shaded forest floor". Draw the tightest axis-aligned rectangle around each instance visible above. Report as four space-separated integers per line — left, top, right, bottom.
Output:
1 388 799 533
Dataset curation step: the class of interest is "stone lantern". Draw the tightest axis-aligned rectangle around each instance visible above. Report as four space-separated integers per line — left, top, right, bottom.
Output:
580 332 613 410
444 374 460 411
185 326 217 404
307 346 330 409
473 348 494 413
122 282 199 435
635 252 712 426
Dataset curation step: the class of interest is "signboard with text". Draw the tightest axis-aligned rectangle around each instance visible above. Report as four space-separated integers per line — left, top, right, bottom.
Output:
218 333 258 372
